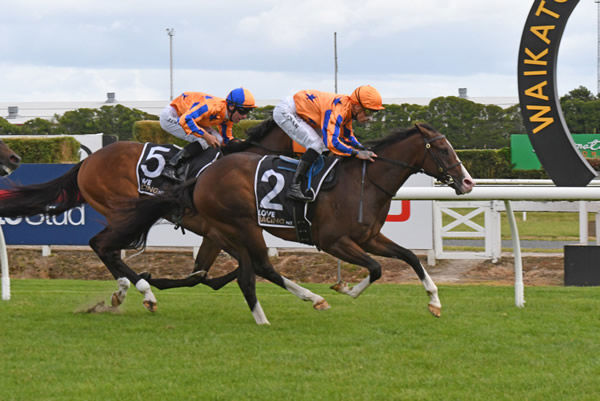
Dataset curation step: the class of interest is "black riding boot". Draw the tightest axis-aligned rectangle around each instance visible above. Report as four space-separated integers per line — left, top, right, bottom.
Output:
162 141 204 181
287 148 319 202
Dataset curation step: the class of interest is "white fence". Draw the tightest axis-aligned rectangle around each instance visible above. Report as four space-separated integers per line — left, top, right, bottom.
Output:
394 183 600 307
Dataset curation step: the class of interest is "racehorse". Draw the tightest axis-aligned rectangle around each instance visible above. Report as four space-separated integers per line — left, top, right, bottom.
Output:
0 119 293 310
0 139 21 176
98 123 475 324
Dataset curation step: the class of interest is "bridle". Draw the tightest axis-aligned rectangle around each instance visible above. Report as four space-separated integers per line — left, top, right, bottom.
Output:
367 127 462 196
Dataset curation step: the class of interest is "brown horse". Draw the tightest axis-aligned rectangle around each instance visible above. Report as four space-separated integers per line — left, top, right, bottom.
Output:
99 123 474 324
0 120 292 310
0 139 22 176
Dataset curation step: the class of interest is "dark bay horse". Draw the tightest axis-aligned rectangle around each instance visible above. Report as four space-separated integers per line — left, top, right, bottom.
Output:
0 120 292 310
100 123 474 324
0 139 21 176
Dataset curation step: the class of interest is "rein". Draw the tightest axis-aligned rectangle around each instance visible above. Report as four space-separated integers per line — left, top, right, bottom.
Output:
365 131 461 198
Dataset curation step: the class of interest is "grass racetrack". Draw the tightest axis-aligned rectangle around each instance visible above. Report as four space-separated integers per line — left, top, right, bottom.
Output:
1 279 599 401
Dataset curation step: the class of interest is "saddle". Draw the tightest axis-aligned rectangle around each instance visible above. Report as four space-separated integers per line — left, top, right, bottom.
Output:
254 154 339 244
136 143 220 196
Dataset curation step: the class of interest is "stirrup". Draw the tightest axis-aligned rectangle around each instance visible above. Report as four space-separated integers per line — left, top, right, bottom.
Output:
161 165 183 182
287 183 313 202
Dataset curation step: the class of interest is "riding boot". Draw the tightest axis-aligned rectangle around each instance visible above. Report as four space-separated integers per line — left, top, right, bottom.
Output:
162 141 204 182
287 148 319 202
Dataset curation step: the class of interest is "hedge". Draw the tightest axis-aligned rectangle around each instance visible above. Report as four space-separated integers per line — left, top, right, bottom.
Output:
132 119 264 146
4 137 80 163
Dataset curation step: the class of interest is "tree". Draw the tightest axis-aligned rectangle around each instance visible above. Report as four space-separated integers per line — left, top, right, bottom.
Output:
0 117 21 135
20 118 60 135
55 105 158 140
560 86 596 102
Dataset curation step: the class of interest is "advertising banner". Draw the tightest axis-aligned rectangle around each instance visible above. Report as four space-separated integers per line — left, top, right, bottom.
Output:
511 134 600 170
0 165 434 250
0 164 106 245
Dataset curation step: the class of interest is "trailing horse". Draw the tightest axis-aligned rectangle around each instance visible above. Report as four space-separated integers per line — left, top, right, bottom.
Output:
0 119 292 311
0 139 21 176
101 123 474 324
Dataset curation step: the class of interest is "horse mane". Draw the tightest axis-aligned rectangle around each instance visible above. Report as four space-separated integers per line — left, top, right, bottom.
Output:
223 118 279 154
363 124 427 152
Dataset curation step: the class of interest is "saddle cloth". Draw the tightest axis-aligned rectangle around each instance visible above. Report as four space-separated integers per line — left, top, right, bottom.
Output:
254 154 339 232
136 143 220 195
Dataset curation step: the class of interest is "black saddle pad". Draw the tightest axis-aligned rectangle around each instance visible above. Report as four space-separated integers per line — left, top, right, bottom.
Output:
254 154 339 229
136 143 220 195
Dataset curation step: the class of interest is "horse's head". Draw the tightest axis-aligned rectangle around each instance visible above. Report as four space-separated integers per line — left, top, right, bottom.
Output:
0 139 21 176
415 123 474 195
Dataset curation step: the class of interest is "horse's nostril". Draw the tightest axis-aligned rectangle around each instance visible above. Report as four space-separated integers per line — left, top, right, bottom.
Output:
10 155 21 164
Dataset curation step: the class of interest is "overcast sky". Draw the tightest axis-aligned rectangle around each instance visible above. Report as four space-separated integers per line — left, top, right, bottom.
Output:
1 0 598 102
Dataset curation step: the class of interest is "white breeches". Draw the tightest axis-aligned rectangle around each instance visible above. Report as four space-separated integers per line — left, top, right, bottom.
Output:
273 97 327 153
159 106 222 150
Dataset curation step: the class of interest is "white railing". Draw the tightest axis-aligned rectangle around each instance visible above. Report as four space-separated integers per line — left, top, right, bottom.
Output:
394 184 600 308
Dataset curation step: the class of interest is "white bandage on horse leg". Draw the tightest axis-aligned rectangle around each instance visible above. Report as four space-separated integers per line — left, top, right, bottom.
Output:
422 271 441 309
347 275 372 298
135 278 157 304
283 277 325 305
252 301 270 325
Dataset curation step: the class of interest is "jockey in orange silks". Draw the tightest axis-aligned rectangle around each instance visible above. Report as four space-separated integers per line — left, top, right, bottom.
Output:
159 88 256 181
273 85 384 201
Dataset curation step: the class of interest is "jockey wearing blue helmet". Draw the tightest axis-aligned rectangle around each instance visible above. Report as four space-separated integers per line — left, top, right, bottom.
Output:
159 87 256 181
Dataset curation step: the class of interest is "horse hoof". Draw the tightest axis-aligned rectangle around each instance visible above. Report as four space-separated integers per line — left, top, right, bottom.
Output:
143 300 157 312
428 304 441 318
330 281 348 293
139 272 152 280
111 292 122 307
313 299 330 310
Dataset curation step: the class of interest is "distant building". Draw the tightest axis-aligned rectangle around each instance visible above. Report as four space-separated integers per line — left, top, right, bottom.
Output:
0 92 519 125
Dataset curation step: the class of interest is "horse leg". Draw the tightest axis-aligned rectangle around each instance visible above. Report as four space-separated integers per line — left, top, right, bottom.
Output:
144 238 227 290
324 236 382 299
362 233 441 317
245 231 329 310
235 249 270 325
89 229 157 312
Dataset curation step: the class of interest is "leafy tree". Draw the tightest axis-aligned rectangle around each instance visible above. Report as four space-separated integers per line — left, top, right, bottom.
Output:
560 88 600 134
55 105 158 140
0 117 21 135
560 86 596 102
20 118 60 135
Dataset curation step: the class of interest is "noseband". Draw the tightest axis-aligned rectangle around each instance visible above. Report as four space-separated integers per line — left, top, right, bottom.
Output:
421 134 462 184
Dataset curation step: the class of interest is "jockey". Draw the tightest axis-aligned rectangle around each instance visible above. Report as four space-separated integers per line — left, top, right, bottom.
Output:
159 87 256 181
273 85 384 201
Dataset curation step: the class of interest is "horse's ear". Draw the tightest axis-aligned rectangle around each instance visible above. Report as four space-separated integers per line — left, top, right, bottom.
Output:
414 123 424 133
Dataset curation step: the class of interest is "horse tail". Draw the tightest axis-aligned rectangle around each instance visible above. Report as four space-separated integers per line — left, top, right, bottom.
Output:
0 162 85 218
99 187 185 251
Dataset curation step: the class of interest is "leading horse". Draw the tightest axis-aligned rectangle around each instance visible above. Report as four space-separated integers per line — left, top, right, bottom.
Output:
100 123 475 324
0 120 292 310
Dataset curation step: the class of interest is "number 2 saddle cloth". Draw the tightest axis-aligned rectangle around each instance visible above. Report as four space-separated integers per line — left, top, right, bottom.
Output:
254 154 339 244
136 143 221 196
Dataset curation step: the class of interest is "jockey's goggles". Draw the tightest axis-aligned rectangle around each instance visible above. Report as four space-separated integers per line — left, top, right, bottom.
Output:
235 106 252 116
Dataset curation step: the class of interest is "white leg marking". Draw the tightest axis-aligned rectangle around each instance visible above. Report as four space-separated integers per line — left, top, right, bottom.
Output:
347 275 372 298
283 277 326 306
135 278 157 305
252 301 270 325
422 271 441 309
112 277 131 306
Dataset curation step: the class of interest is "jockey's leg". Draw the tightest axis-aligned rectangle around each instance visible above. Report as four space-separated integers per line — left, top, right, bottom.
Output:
273 96 326 201
162 140 205 181
287 148 319 201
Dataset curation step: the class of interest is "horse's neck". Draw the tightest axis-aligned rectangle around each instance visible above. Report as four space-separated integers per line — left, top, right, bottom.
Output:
368 134 425 196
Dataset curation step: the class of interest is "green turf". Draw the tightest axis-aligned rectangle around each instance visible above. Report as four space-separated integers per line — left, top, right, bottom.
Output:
1 280 599 401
